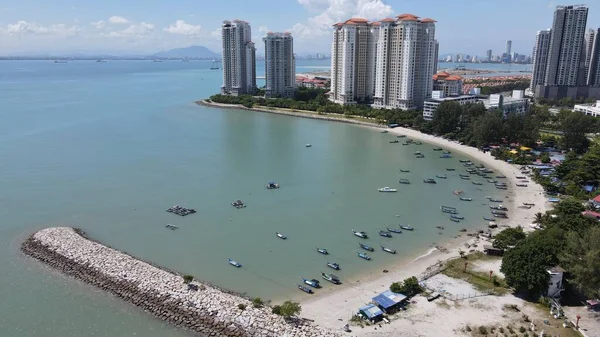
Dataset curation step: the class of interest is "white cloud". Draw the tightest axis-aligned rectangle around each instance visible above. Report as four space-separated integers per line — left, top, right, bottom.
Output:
91 20 105 29
6 21 79 36
109 16 130 24
258 25 269 34
108 22 155 38
163 20 201 36
292 0 394 38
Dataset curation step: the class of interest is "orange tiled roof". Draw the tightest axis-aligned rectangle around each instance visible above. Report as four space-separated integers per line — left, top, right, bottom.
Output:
346 17 368 23
399 17 419 21
421 18 437 23
397 14 419 19
380 18 396 22
370 22 381 26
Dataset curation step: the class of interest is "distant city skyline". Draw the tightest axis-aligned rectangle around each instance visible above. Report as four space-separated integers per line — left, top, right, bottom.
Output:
0 0 597 56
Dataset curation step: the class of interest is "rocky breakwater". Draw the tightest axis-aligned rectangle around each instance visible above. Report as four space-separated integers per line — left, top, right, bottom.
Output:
22 227 340 337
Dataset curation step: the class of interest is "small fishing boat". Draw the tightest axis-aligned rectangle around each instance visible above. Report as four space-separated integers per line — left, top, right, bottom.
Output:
461 176 471 180
357 252 371 260
326 262 340 270
423 178 436 184
436 225 444 230
397 134 406 138
228 258 242 268
400 225 414 231
459 197 472 201
441 205 457 210
316 248 328 255
400 169 410 173
436 174 447 179
443 151 451 154
464 162 474 167
165 224 178 230
483 169 494 173
489 199 503 203
516 176 527 179
496 186 508 190
441 208 458 214
359 243 374 251
440 154 452 158
414 151 422 155
276 232 287 239
523 202 535 206
483 216 495 221
386 226 402 234
321 272 341 284
446 168 455 171
490 205 508 211
459 159 469 163
390 140 399 143
379 230 392 238
399 179 411 184
459 174 470 178
494 213 508 218
402 142 410 145
416 154 425 158
381 130 389 133
381 245 396 254
472 181 483 185
487 179 497 184
378 187 397 192
495 182 507 187
414 141 423 145
548 198 560 203
451 215 464 220
496 175 507 179
516 183 528 187
453 190 463 195
433 148 443 151
352 230 368 239
306 144 312 147
231 200 246 208
297 284 313 294
476 164 485 169
450 217 460 222
266 181 280 189
302 277 320 288
491 210 507 216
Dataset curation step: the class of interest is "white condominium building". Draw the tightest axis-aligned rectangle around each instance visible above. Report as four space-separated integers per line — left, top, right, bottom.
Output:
373 15 437 110
530 29 552 90
586 28 600 86
221 20 257 96
263 32 295 98
330 18 379 104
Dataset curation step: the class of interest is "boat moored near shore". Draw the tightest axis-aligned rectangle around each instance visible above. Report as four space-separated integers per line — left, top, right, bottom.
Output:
228 258 242 268
316 248 328 255
359 243 374 251
357 252 371 260
326 261 340 270
378 230 392 238
378 187 397 192
276 232 287 239
381 245 396 254
265 181 280 189
321 272 341 284
352 230 368 239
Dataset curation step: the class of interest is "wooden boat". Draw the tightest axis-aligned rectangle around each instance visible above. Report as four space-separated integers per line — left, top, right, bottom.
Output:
381 130 389 133
459 174 470 178
459 159 469 163
443 151 451 154
451 215 464 220
483 216 495 221
379 230 392 238
390 140 400 143
433 148 443 151
397 134 406 138
402 142 410 145
381 245 396 254
423 178 436 184
400 225 414 231
450 217 460 222
399 169 410 173
523 202 535 206
276 232 287 239
441 205 457 210
487 179 497 184
490 205 508 211
491 210 507 216
461 176 471 180
516 176 527 179
453 190 464 195
378 187 397 192
321 272 341 284
399 179 411 184
352 230 368 239
493 213 508 218
472 181 483 185
302 277 320 288
359 243 374 251
357 252 371 260
459 197 472 201
265 181 280 189
165 224 178 230
414 151 422 155
516 184 528 187
441 208 458 214
316 248 328 255
436 174 447 179
228 258 242 268
231 200 246 208
416 154 425 158
446 168 455 171
496 175 506 179
386 226 402 234
436 225 444 230
305 144 312 148
496 186 508 190
326 261 340 270
489 199 503 203
297 284 313 294
440 154 452 158
414 141 423 145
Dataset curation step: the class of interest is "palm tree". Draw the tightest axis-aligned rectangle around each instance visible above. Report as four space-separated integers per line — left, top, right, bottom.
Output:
534 212 543 224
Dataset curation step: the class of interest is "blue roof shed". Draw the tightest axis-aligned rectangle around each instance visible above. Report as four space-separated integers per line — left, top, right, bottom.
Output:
358 304 383 320
372 290 407 311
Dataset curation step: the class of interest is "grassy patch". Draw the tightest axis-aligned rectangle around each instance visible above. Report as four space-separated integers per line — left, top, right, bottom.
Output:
442 254 509 295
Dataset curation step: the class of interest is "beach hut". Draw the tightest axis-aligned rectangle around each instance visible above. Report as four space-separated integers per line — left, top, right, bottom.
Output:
358 304 384 323
372 290 407 313
483 244 504 256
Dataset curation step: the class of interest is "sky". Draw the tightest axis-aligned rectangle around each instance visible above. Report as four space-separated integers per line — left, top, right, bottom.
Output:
0 0 596 56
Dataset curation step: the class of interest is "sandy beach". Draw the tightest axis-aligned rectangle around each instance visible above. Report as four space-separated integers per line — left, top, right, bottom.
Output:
200 100 553 335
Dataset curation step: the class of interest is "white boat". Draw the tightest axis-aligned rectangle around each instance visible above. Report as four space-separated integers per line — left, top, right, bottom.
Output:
276 232 287 239
228 258 242 267
378 187 397 192
305 144 312 147
352 229 368 238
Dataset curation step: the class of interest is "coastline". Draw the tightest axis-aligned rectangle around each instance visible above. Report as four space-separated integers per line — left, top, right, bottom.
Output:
199 99 551 335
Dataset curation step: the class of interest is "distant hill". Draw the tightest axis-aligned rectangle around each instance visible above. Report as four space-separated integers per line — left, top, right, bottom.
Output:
152 46 220 59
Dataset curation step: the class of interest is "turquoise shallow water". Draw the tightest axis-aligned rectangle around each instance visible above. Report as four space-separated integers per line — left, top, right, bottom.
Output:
0 59 508 336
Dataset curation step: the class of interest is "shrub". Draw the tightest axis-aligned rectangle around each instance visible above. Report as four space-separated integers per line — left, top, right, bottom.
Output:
519 326 526 333
237 303 246 310
271 305 281 315
183 275 194 283
465 325 471 331
499 327 505 333
479 326 488 335
252 297 264 308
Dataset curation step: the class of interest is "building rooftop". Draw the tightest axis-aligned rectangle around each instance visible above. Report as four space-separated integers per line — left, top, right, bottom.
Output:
359 304 384 319
380 18 396 22
372 290 407 309
433 72 463 81
421 18 437 23
426 94 479 102
397 14 419 19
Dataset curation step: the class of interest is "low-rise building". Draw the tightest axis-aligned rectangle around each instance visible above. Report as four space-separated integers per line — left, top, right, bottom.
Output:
547 266 565 299
423 91 480 120
295 76 328 89
574 100 600 117
372 290 407 313
433 72 463 96
480 90 529 116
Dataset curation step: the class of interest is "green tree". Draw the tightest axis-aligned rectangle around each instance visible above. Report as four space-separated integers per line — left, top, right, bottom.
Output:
500 227 565 296
278 300 302 318
252 297 264 308
493 227 526 250
560 226 600 299
183 275 194 283
540 152 551 164
432 101 462 135
559 110 593 153
390 276 422 297
472 110 504 146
